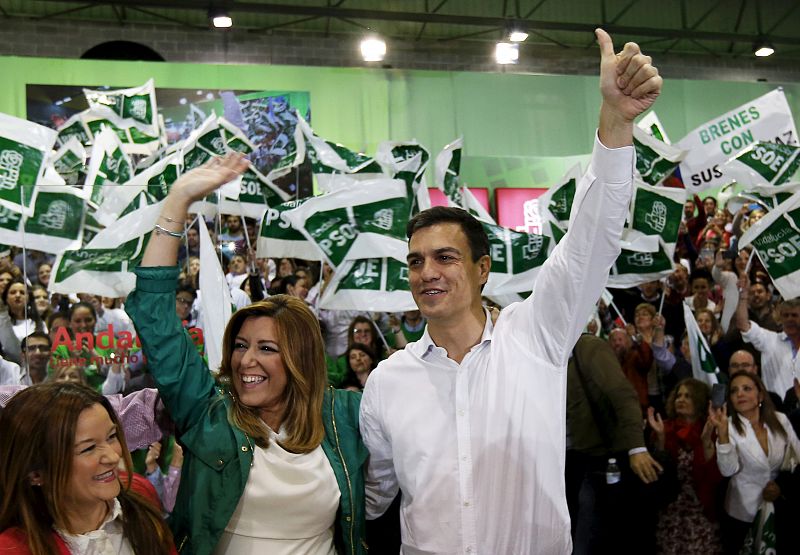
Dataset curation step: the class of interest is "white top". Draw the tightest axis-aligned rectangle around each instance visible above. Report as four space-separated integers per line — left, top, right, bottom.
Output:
11 318 37 342
56 499 134 555
742 321 800 397
95 308 135 338
716 412 800 522
0 355 22 386
360 135 634 555
214 431 340 555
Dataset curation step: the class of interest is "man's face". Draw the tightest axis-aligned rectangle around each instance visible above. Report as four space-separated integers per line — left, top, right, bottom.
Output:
780 305 800 338
729 351 757 375
226 216 242 233
683 200 695 219
407 223 489 323
640 281 660 299
186 228 199 248
175 292 195 321
24 337 51 374
749 283 770 310
671 265 688 290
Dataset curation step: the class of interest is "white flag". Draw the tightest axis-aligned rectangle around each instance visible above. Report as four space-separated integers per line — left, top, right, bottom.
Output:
682 303 720 386
198 219 232 373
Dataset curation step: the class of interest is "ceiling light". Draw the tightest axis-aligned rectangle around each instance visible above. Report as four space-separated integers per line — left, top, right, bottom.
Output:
509 28 528 42
360 36 386 62
209 8 232 29
753 38 774 57
495 42 519 64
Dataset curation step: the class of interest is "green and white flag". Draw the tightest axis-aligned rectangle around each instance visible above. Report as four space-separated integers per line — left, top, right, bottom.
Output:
50 234 148 297
81 109 161 155
608 243 674 288
284 179 410 269
257 198 321 261
739 188 800 300
56 112 92 147
84 126 133 208
180 114 226 172
218 116 257 155
199 217 232 373
219 166 290 219
296 117 383 193
633 125 687 186
740 501 777 555
683 303 720 386
0 113 57 217
483 222 552 295
628 180 687 246
83 79 160 138
538 163 582 226
722 142 800 189
94 152 180 227
434 138 463 206
677 88 798 193
0 186 85 254
50 137 87 186
319 257 416 312
375 140 431 213
637 111 672 144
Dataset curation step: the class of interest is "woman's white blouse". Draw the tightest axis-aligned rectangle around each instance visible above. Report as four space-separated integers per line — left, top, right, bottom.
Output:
56 499 133 555
716 412 800 522
214 430 340 555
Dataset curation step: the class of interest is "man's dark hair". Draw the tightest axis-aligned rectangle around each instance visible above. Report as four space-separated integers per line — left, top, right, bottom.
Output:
21 331 51 352
689 268 713 286
176 283 198 299
406 207 490 262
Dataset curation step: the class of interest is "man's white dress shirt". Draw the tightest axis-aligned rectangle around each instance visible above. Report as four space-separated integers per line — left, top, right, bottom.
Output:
742 321 800 397
360 135 634 555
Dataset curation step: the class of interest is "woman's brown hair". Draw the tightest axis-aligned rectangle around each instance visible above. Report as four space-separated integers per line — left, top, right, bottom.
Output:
727 370 786 439
665 378 710 421
0 383 173 555
217 295 326 453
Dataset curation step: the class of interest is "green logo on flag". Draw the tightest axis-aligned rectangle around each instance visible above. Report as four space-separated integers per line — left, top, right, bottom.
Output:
697 336 718 374
261 199 309 241
615 245 673 274
0 205 22 231
632 188 683 241
55 237 142 282
549 179 577 221
634 139 679 185
0 138 42 207
25 192 84 239
304 208 354 267
337 258 383 291
738 143 800 186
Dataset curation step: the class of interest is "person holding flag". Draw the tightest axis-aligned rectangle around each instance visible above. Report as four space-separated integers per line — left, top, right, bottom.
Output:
359 28 663 554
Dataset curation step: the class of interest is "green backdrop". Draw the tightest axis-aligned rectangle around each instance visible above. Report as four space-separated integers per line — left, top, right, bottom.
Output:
1 55 799 197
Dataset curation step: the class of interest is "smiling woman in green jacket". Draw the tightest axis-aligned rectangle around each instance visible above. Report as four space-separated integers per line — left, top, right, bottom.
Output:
126 153 368 555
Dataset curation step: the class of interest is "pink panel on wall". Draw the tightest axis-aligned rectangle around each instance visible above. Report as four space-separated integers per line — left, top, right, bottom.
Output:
495 188 548 233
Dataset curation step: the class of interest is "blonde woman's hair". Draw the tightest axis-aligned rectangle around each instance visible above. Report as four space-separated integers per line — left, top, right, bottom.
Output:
217 295 326 453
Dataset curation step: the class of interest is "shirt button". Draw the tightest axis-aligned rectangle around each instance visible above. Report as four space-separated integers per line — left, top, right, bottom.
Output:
217 459 224 466
466 547 473 553
463 501 470 506
345 516 352 522
461 456 467 461
458 409 465 416
241 445 249 452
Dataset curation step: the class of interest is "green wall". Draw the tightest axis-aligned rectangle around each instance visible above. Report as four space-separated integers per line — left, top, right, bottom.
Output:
2 55 799 193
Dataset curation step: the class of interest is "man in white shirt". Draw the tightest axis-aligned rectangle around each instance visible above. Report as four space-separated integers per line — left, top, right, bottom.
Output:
735 275 800 399
360 29 662 555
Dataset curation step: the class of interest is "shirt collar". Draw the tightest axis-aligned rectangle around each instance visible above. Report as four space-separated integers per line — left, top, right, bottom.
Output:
56 499 123 554
414 308 494 360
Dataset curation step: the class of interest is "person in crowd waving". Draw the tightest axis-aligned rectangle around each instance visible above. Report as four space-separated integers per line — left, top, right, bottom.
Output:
709 371 800 555
125 152 368 554
648 378 723 554
0 382 175 554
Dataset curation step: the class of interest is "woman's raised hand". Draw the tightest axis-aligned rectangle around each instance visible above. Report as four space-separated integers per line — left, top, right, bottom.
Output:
170 153 249 207
707 401 729 444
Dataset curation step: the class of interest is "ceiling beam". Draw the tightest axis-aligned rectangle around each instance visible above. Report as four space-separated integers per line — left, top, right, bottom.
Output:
28 0 800 46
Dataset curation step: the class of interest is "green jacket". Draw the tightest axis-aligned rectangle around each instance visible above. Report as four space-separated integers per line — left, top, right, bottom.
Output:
127 266 368 555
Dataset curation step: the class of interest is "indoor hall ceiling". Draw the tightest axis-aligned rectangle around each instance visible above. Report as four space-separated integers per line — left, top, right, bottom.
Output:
3 0 800 61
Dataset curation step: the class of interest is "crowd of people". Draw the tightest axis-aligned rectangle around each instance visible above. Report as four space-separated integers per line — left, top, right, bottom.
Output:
0 29 797 555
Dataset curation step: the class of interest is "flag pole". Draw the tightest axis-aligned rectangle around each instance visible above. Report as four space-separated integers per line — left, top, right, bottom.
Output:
608 298 627 327
658 278 667 316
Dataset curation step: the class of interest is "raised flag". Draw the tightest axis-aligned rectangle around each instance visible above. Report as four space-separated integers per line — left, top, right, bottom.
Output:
677 89 798 193
683 303 720 386
375 140 431 213
637 111 672 144
0 113 57 217
256 198 321 261
607 244 674 288
284 179 409 269
632 125 687 186
739 188 800 300
319 257 416 312
538 163 582 226
50 235 148 297
434 138 463 206
483 222 552 295
83 79 160 138
0 186 85 254
198 218 232 373
629 180 687 246
722 142 800 189
50 137 87 185
84 126 133 208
